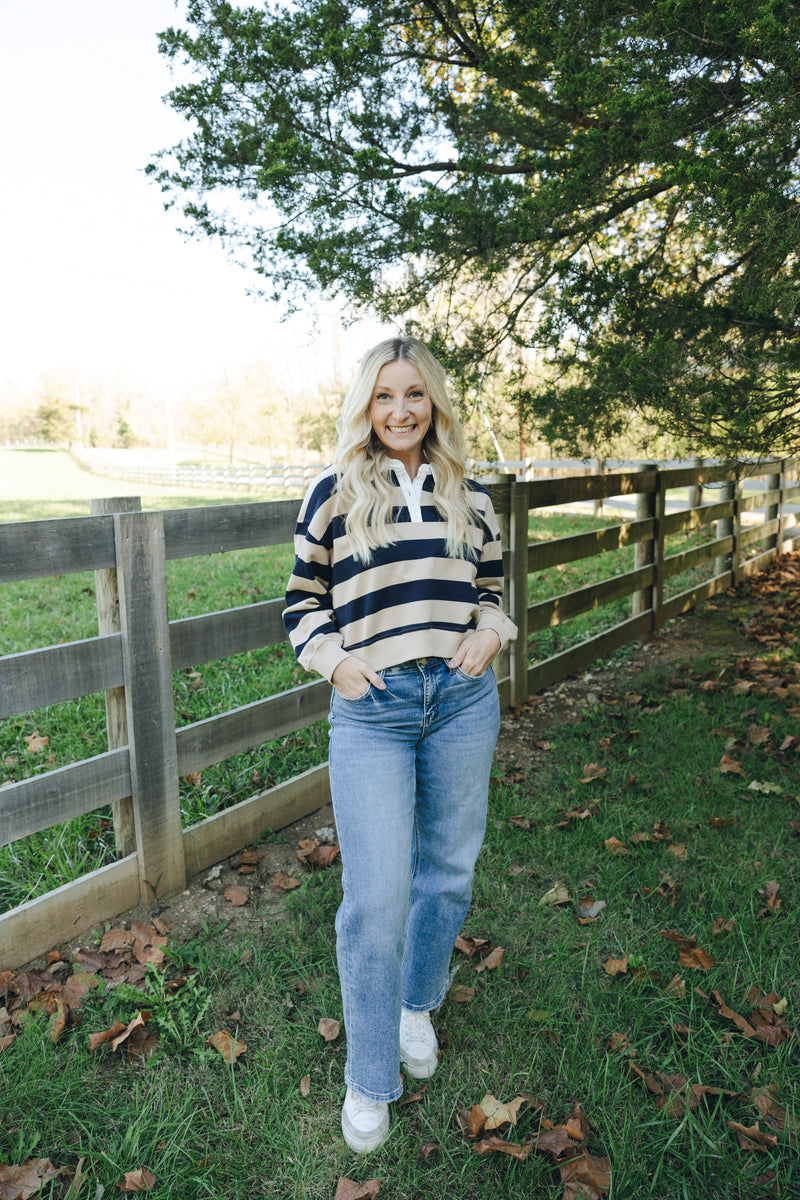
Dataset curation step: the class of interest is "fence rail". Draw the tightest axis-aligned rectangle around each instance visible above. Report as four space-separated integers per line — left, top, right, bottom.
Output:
1 459 799 967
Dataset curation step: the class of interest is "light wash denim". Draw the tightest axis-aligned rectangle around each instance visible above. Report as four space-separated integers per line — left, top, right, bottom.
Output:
328 657 501 1102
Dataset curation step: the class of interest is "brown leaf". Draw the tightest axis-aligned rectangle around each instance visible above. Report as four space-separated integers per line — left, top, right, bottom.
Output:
0 1158 73 1199
762 880 781 911
472 1134 530 1158
581 764 607 783
183 771 202 788
679 945 715 971
720 753 745 775
665 973 686 998
604 836 630 855
451 985 476 1003
508 815 531 830
317 1017 340 1042
207 1030 247 1061
299 1074 311 1097
333 1178 381 1200
89 1020 128 1053
667 842 688 859
748 724 771 745
478 1094 526 1130
559 1150 612 1199
99 927 135 952
603 955 628 977
310 844 340 869
24 730 50 754
272 872 301 892
111 1012 151 1052
727 1121 778 1152
223 885 249 907
420 1143 443 1159
712 916 735 937
474 946 505 973
455 934 490 957
118 1167 156 1192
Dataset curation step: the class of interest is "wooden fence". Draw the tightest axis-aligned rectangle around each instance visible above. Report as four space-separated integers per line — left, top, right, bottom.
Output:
1 459 798 967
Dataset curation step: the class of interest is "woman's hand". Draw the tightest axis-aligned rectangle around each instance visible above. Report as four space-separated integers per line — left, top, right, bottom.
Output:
332 656 386 699
448 629 502 677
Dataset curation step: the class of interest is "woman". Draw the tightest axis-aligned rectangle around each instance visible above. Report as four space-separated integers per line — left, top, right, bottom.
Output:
283 336 517 1152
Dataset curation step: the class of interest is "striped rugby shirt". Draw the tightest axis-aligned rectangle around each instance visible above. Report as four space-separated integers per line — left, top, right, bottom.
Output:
283 460 517 681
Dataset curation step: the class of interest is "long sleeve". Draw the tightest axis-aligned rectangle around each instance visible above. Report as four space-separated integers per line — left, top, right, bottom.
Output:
282 468 351 683
472 489 518 649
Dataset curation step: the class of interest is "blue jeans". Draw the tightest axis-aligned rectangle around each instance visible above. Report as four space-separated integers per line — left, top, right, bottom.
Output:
328 657 501 1102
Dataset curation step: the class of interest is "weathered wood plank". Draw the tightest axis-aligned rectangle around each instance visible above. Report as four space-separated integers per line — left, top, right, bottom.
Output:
175 679 331 776
740 517 779 549
528 565 653 633
183 763 331 876
660 572 735 623
660 536 733 583
169 599 287 671
0 749 131 846
0 515 115 582
659 463 753 489
740 488 781 514
527 470 657 511
528 518 654 574
0 854 140 970
115 511 186 901
739 547 778 578
91 497 141 861
662 500 733 537
527 613 653 695
161 499 300 560
0 635 123 720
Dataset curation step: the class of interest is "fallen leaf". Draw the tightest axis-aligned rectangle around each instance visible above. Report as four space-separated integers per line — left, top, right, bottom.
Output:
559 1149 612 1199
223 885 249 907
455 935 491 957
474 946 505 973
748 780 783 794
509 815 531 830
272 872 301 892
333 1178 381 1200
118 1167 156 1191
575 897 606 923
183 771 202 788
451 985 475 1003
478 1094 526 1130
472 1134 530 1158
603 955 628 976
720 753 745 775
604 836 630 855
667 842 688 859
299 1074 311 1097
207 1030 247 1061
0 1158 72 1199
762 880 781 911
727 1121 778 1152
581 763 607 783
24 731 50 753
748 724 771 745
317 1017 340 1041
111 1012 151 1052
539 882 572 905
420 1143 443 1159
712 916 735 936
665 974 686 998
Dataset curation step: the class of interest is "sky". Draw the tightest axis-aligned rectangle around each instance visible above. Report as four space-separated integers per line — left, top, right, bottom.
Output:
0 0 388 395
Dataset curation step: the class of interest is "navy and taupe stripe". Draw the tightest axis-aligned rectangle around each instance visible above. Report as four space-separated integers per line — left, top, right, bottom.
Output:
283 464 518 682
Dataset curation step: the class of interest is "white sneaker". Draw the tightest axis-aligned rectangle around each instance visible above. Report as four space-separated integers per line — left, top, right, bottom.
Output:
341 1086 390 1153
399 1007 438 1079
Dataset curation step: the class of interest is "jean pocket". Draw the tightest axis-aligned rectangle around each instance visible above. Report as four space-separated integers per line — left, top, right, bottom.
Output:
452 665 489 682
334 681 372 702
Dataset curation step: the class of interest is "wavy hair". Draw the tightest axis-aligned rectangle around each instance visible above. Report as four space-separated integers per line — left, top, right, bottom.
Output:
334 337 481 562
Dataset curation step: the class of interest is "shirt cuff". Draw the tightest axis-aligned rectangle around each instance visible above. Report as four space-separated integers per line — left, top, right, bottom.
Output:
477 607 518 651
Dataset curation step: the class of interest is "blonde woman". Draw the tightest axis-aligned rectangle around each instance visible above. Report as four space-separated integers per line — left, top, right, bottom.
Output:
283 337 517 1152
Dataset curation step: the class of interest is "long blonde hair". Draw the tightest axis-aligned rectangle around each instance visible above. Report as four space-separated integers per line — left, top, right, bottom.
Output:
334 337 481 562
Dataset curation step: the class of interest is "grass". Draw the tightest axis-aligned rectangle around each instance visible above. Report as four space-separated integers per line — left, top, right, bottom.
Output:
1 605 798 1197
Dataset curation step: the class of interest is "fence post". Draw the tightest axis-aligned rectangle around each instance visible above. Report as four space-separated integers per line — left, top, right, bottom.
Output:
715 480 735 582
778 460 788 554
653 470 667 625
767 468 781 556
114 510 186 902
633 464 657 621
90 497 142 859
688 456 704 511
509 478 529 706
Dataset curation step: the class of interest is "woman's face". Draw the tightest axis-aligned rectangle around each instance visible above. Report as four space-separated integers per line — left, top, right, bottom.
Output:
368 358 433 477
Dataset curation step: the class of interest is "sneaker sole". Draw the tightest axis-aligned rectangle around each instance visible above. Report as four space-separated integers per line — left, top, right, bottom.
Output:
341 1115 390 1153
399 1052 438 1080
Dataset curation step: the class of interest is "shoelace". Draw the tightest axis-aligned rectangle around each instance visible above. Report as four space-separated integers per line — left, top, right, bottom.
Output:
401 1011 432 1044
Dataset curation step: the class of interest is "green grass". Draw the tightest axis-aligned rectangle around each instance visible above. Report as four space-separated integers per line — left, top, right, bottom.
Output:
1 629 798 1197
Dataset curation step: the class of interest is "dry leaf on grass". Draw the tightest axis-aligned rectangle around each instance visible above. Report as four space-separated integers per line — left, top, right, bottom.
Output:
207 1030 247 1061
333 1178 381 1200
299 1075 311 1097
118 1167 156 1192
0 1157 73 1198
223 885 249 907
451 985 476 1003
603 955 628 977
604 837 630 855
272 872 301 893
539 883 572 906
317 1017 340 1041
726 1121 778 1152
